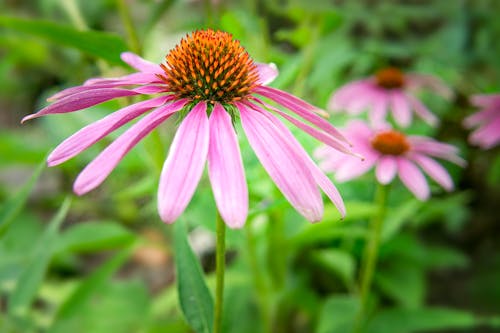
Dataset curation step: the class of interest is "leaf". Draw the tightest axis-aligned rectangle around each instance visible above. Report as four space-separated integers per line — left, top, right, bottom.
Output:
0 16 128 65
316 295 360 333
311 249 356 288
49 247 133 332
173 222 214 333
366 307 481 333
0 159 45 236
55 221 136 253
381 199 422 241
8 198 71 317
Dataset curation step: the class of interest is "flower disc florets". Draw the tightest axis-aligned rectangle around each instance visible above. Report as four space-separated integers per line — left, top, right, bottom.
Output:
371 130 410 155
158 29 259 103
375 67 405 89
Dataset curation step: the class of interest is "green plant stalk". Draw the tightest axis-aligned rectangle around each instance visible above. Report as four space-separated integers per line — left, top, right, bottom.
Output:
213 211 226 333
116 0 142 55
356 183 390 331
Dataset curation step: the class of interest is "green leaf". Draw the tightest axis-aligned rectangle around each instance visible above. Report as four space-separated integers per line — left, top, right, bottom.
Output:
0 16 128 65
381 199 422 241
311 249 356 288
8 198 71 317
366 307 481 333
0 159 45 236
173 222 214 333
316 295 360 333
49 247 133 332
56 221 136 253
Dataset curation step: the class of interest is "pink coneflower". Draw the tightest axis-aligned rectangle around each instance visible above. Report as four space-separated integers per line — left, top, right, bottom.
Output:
22 29 350 228
463 94 500 150
315 121 465 200
328 67 453 127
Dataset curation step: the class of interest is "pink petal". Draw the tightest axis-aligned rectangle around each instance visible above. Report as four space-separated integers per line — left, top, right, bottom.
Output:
397 158 430 200
410 137 466 166
335 157 376 182
390 91 412 127
407 95 438 126
369 92 389 126
208 103 248 228
73 99 187 195
375 156 398 184
48 95 172 166
158 102 210 223
22 88 139 123
328 80 372 111
255 62 278 85
469 116 500 149
249 99 354 156
410 153 453 191
237 103 323 222
121 52 162 73
406 73 454 100
254 86 349 145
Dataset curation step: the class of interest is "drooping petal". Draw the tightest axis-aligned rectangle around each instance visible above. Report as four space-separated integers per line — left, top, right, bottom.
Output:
238 103 323 222
48 95 172 166
73 99 187 195
22 88 139 123
410 137 466 166
390 92 412 127
407 95 438 126
469 115 500 149
208 103 248 228
255 62 278 85
410 153 453 191
121 52 162 73
158 102 210 223
375 156 398 184
254 86 349 145
397 158 430 200
249 99 354 156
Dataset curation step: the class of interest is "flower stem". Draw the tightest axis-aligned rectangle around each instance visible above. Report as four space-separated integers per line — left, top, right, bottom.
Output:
213 211 226 333
116 0 142 55
355 183 390 331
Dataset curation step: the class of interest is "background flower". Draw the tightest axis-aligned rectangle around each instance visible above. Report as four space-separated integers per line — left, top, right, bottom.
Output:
328 67 453 127
464 94 500 150
315 121 465 200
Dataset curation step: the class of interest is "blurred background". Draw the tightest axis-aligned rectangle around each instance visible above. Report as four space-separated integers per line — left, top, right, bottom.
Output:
0 0 499 332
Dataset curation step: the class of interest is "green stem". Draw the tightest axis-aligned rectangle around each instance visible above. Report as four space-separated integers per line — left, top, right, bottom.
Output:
116 0 142 55
355 183 390 332
213 211 226 333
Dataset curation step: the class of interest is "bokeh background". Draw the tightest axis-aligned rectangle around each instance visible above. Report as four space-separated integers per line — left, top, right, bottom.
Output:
1 0 499 332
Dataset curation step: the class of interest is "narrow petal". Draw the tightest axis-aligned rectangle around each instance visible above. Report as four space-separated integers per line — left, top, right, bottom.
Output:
22 88 139 123
158 102 209 223
238 103 323 222
73 99 187 195
397 158 430 200
375 156 398 184
410 137 466 166
390 92 412 127
369 92 389 126
249 99 354 156
406 73 454 100
255 62 278 85
328 80 372 111
208 103 248 228
254 86 349 145
48 95 172 166
410 153 453 191
407 95 438 126
469 116 500 149
121 52 162 73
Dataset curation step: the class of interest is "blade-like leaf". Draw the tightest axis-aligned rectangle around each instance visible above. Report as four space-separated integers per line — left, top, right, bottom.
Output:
0 16 128 65
173 222 214 333
0 159 45 236
8 198 71 317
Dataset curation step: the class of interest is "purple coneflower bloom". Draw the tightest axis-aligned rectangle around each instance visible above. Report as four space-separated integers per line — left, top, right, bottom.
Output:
22 29 350 228
463 94 500 150
315 121 465 200
328 67 453 127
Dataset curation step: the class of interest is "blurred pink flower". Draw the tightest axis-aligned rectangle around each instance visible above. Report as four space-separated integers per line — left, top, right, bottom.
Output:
22 29 350 228
315 121 465 200
463 94 500 150
328 67 453 127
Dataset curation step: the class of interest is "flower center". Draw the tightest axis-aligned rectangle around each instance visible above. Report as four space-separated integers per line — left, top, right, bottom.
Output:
371 130 410 155
375 67 405 89
158 29 259 103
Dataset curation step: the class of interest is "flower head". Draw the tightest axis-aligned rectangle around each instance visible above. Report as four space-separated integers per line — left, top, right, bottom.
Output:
328 67 453 127
22 29 351 228
315 121 465 200
463 94 500 150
